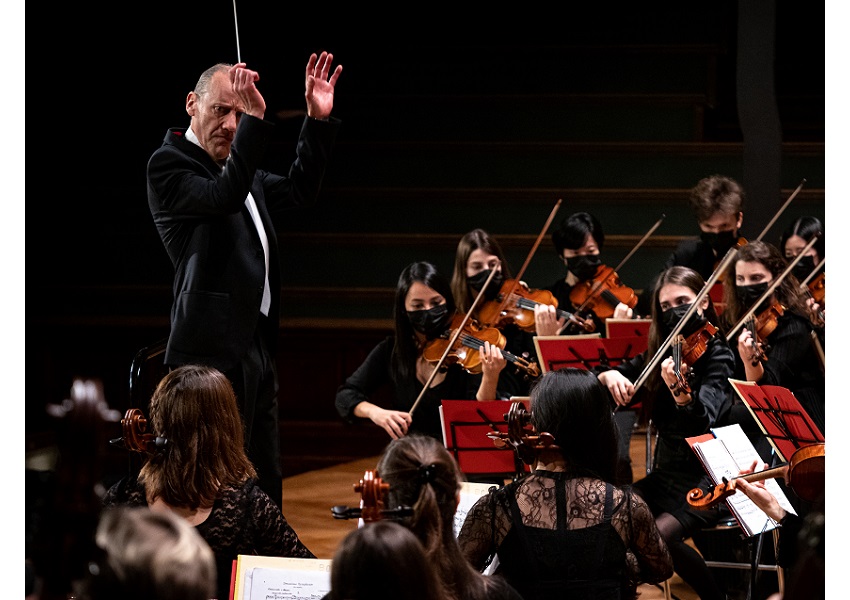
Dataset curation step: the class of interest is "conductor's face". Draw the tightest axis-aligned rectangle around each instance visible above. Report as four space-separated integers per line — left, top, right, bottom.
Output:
186 71 246 164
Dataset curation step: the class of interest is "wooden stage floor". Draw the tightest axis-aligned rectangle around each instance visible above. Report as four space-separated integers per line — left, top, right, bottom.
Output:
280 429 719 600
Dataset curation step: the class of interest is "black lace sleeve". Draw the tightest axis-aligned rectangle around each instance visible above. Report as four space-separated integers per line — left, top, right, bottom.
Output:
244 483 316 559
613 488 673 584
457 486 513 571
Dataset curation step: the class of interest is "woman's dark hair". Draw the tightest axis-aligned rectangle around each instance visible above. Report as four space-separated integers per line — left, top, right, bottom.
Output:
722 240 809 322
329 520 440 600
550 212 605 256
391 261 455 384
778 216 824 261
644 266 721 392
529 368 619 482
450 229 513 313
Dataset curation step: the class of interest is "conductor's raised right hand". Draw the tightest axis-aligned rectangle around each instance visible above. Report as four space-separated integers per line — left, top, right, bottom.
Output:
229 63 266 119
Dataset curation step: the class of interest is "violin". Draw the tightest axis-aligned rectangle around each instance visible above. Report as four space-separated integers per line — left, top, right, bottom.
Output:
331 469 413 522
669 322 718 396
567 214 666 323
741 301 785 365
806 271 825 309
687 442 824 510
422 313 541 378
486 401 558 466
569 264 638 321
476 278 594 333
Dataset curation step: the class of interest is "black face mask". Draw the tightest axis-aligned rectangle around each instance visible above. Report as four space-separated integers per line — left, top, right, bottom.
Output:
791 255 816 282
566 254 602 281
661 303 707 338
407 304 451 338
700 229 738 256
467 269 504 300
736 282 771 314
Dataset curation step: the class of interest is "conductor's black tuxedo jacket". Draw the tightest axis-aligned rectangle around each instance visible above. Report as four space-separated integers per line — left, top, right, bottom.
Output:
147 114 340 371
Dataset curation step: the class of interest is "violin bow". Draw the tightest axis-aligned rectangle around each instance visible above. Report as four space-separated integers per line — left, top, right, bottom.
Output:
754 179 807 243
493 199 562 317
573 213 666 315
725 234 821 342
408 268 498 417
630 244 739 395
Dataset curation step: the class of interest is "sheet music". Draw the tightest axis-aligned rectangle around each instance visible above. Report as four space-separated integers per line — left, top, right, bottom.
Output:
246 566 330 600
692 424 796 537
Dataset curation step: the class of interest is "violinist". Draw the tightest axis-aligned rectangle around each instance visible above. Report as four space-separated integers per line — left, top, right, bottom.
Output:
545 212 640 482
456 369 673 600
635 174 744 316
545 211 636 335
722 240 826 435
596 266 735 600
450 229 546 398
779 216 825 331
335 261 507 442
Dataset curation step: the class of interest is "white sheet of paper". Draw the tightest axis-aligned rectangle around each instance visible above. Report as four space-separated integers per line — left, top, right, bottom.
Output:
693 424 797 536
247 566 330 600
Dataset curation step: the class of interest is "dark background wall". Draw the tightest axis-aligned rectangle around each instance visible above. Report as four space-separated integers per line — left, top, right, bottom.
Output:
25 3 827 472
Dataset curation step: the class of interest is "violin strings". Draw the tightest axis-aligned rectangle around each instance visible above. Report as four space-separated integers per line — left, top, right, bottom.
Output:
458 334 521 364
515 296 574 320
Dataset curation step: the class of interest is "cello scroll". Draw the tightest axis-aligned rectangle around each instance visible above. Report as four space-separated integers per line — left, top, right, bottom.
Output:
487 401 558 465
119 408 168 454
331 470 414 522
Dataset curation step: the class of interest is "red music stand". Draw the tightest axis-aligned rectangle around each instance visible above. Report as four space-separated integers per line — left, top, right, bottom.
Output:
729 379 824 462
605 318 651 340
533 334 647 374
440 399 531 480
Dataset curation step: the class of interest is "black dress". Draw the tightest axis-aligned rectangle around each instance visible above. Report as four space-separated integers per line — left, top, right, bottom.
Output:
102 476 315 600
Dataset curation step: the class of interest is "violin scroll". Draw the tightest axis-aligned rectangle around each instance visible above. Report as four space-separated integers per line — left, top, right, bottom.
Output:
687 479 737 510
